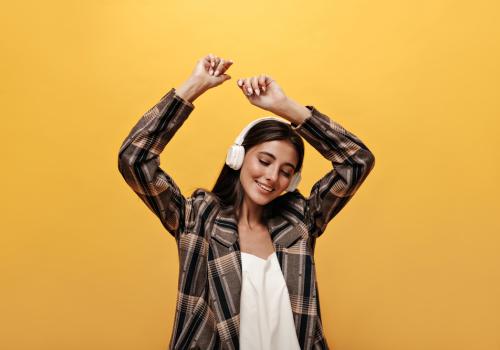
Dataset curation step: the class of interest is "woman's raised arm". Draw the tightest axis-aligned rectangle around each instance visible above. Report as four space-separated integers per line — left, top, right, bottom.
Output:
237 74 376 238
117 54 234 240
290 105 375 238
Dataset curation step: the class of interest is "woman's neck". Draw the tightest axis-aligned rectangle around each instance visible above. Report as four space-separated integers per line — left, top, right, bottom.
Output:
238 196 264 229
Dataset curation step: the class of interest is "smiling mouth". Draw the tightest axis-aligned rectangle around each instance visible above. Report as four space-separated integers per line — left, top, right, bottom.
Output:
255 181 275 193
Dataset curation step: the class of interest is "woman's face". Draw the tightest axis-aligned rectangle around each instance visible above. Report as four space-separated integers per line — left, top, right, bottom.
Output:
239 140 299 206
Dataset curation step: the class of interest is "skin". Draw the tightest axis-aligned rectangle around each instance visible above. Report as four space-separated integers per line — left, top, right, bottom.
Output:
175 53 311 234
238 140 299 228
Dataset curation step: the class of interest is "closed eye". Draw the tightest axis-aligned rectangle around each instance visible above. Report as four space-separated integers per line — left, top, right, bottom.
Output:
259 160 292 177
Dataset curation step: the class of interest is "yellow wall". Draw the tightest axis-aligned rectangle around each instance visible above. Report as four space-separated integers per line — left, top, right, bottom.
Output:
1 1 499 349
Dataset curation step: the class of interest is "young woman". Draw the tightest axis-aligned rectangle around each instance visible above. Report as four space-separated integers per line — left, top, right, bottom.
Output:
118 54 375 350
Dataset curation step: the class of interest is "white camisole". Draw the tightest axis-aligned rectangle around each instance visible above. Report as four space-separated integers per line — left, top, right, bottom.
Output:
239 251 301 350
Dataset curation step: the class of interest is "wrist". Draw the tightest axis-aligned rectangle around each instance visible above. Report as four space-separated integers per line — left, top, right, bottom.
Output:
272 97 311 126
175 77 207 103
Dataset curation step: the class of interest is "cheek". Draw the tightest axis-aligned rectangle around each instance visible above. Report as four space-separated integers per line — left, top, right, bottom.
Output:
244 160 263 177
240 163 258 185
278 178 290 190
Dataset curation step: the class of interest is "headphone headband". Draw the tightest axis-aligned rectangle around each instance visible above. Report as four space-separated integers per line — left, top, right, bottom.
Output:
233 116 289 146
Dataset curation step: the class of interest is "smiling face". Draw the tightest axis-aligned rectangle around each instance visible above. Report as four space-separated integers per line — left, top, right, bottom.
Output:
239 139 299 207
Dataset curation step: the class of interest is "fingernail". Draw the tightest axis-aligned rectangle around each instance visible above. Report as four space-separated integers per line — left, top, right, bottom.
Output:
262 86 266 91
247 88 252 94
209 69 213 75
214 70 219 77
255 89 260 96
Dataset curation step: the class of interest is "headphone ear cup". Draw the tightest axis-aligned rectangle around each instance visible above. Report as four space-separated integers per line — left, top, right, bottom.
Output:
226 145 245 170
286 172 301 192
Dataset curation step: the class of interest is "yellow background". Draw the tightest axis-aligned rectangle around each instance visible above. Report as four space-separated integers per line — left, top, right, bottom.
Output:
1 1 499 349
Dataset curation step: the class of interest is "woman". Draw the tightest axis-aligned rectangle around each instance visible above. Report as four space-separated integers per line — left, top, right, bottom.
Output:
118 54 375 350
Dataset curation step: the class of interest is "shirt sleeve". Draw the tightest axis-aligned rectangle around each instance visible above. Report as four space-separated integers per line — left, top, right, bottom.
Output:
291 105 376 238
117 88 195 241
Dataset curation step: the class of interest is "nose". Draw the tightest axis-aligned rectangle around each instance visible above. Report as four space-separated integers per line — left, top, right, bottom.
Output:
265 166 279 184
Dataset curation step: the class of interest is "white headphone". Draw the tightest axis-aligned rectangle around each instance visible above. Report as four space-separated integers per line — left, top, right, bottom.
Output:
225 116 302 192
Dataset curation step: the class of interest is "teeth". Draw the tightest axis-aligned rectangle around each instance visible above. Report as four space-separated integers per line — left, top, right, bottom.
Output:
257 182 273 192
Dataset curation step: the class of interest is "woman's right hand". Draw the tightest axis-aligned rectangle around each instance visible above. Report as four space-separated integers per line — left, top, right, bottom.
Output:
189 53 234 91
176 54 233 103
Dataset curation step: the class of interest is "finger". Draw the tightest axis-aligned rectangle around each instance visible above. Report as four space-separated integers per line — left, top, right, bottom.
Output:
213 58 225 77
240 77 251 95
215 59 234 77
208 54 216 73
202 55 213 72
263 74 273 88
237 78 248 94
209 55 220 75
258 74 267 92
244 77 253 96
250 76 260 96
211 56 221 75
214 58 233 77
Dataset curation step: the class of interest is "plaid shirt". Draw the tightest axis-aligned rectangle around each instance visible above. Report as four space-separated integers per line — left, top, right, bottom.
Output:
118 88 375 349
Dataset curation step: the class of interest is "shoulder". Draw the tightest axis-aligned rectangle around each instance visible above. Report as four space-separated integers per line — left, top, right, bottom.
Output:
179 188 221 235
272 189 308 220
188 188 222 216
190 188 219 205
279 189 307 205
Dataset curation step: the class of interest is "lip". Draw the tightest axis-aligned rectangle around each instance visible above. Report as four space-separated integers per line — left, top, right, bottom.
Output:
255 181 274 194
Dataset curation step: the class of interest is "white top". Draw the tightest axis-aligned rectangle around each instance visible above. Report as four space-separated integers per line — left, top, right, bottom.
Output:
239 251 301 350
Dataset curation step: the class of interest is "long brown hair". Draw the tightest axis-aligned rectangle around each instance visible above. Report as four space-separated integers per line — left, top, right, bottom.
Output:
195 119 305 223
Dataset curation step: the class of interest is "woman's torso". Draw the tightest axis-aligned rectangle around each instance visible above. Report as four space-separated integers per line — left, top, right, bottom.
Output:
239 250 301 350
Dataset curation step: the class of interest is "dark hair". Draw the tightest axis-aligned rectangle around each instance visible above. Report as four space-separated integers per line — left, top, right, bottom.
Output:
194 119 305 223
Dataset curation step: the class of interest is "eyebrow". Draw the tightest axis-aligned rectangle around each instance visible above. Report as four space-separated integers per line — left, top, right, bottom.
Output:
258 151 297 171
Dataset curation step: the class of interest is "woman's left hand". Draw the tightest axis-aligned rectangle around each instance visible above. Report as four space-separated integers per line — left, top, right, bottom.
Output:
236 74 288 113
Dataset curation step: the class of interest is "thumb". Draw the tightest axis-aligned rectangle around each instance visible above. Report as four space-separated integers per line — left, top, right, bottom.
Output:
220 74 231 81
